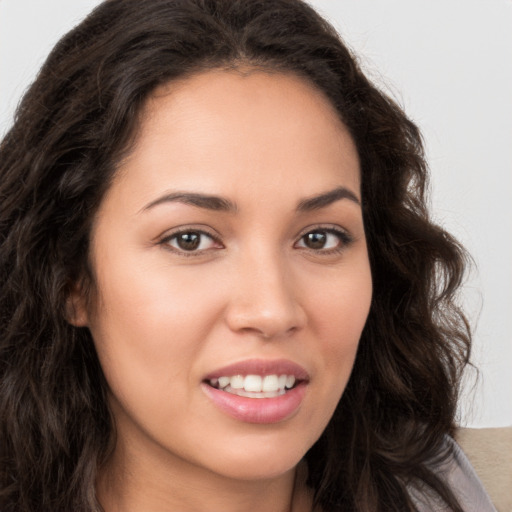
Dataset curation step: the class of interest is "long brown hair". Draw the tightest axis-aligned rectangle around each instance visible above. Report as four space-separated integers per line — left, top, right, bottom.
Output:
0 1 470 510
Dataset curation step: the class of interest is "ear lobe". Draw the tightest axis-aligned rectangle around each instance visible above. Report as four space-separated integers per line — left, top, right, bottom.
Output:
65 282 89 327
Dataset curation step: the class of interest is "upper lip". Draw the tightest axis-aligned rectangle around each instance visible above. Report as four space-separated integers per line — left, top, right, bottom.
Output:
203 359 310 381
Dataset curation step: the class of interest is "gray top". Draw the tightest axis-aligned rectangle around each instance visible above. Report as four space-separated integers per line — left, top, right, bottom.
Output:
411 436 497 511
294 435 497 511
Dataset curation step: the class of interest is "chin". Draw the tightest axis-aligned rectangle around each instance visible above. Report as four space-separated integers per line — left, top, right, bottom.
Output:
214 457 299 482
198 431 313 481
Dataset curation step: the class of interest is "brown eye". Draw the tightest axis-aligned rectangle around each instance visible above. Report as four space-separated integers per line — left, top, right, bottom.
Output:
303 231 328 249
175 232 201 251
296 228 352 252
165 230 219 253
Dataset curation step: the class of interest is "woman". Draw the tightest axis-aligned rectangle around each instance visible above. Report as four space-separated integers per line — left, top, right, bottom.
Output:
0 1 495 511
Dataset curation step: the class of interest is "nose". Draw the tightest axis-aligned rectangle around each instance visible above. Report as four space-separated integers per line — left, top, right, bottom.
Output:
224 250 307 339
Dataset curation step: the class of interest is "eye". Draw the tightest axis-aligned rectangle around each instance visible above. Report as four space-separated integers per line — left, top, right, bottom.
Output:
295 228 352 252
162 229 221 253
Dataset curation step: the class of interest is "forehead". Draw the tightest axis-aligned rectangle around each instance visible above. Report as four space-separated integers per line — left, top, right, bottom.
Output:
109 69 360 211
146 68 345 131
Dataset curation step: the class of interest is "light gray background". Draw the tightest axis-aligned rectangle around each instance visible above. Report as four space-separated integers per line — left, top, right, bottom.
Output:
1 0 511 428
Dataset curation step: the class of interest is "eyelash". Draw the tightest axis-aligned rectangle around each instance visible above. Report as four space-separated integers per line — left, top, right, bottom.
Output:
295 226 354 254
160 228 222 257
159 225 353 257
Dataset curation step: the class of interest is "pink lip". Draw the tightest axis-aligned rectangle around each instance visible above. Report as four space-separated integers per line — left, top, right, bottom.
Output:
202 359 309 424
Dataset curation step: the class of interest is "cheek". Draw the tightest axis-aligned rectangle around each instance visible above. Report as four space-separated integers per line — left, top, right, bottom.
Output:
313 260 372 344
324 291 370 368
86 271 217 445
87 255 222 402
91 247 220 338
308 261 372 401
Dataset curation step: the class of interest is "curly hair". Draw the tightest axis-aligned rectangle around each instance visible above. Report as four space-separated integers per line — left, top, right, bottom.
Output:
0 1 471 510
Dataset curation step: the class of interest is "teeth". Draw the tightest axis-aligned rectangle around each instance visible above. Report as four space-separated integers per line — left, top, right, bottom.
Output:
262 375 279 392
208 373 298 396
222 387 286 398
218 376 230 388
244 375 262 392
230 375 244 389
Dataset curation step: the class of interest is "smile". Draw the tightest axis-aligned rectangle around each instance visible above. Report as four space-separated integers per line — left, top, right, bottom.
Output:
202 359 309 423
207 374 298 398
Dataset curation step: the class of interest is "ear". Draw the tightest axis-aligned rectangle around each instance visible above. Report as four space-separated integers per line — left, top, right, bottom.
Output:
65 281 89 327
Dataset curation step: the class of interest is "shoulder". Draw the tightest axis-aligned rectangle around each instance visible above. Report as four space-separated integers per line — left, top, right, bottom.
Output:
441 435 497 511
410 434 497 512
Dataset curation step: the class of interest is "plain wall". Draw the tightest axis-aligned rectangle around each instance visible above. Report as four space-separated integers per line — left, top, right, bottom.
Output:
1 0 511 427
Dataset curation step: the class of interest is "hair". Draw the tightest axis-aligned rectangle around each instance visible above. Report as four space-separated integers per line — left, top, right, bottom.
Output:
0 1 471 510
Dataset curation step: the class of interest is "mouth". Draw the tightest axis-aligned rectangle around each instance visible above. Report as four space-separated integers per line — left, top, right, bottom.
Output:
205 373 300 399
201 359 309 423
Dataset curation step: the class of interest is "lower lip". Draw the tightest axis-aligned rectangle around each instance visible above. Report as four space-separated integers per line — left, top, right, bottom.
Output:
201 382 307 424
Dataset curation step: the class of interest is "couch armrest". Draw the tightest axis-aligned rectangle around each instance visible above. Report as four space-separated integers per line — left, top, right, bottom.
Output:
455 427 512 512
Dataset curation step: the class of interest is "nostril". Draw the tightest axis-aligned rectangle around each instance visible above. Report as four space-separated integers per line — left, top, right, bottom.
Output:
225 303 306 340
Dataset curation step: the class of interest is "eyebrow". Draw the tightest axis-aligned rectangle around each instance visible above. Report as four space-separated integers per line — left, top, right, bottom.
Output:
141 192 237 213
140 186 360 214
296 186 361 211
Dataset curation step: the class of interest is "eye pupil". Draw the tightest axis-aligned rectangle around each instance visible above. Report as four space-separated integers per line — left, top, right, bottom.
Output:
304 231 326 249
177 232 201 251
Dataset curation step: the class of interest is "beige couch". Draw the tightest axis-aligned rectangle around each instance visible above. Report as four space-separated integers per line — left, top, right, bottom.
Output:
455 427 512 512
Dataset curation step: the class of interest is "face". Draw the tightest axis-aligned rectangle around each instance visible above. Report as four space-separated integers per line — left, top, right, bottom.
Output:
73 70 372 483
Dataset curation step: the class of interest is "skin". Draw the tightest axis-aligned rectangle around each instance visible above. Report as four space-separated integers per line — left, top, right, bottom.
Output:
70 69 373 512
